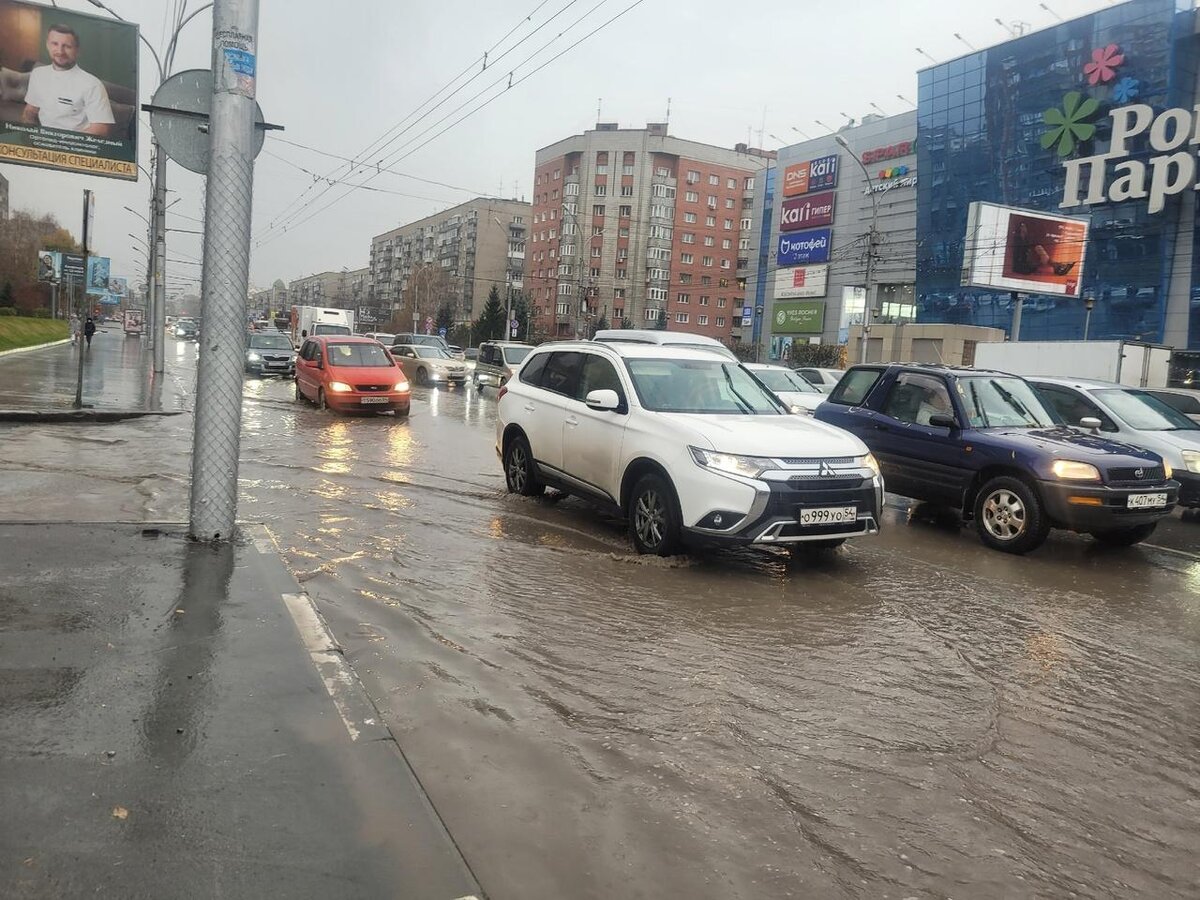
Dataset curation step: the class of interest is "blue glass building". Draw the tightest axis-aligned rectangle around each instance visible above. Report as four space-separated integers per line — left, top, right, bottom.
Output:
916 0 1200 353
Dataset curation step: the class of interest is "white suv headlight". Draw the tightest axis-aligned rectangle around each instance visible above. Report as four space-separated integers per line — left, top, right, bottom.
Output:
1182 450 1200 474
689 447 778 479
859 452 881 478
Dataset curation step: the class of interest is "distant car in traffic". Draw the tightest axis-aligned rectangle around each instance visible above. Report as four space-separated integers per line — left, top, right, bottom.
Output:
796 367 845 394
816 364 1178 553
294 335 410 415
173 319 198 340
390 343 468 386
496 341 883 556
1142 386 1200 425
474 341 535 390
389 333 464 360
1031 377 1200 509
244 332 296 377
743 363 825 414
592 328 737 360
362 332 395 346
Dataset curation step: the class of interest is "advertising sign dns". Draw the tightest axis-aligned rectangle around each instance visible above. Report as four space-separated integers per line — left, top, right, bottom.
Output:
782 155 839 198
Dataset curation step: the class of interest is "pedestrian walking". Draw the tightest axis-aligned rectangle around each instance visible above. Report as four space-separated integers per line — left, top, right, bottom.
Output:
84 316 96 348
70 315 81 347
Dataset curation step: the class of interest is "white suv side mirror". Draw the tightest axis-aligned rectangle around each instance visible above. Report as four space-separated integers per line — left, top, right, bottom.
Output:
1079 416 1102 431
585 389 621 411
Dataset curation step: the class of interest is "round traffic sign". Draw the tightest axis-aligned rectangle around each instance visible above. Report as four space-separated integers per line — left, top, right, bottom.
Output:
150 69 266 175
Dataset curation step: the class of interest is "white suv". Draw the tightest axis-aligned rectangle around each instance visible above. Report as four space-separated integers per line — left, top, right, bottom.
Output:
495 341 883 555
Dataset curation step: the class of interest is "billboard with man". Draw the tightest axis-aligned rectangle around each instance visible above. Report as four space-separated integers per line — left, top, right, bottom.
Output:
961 202 1089 297
0 0 139 180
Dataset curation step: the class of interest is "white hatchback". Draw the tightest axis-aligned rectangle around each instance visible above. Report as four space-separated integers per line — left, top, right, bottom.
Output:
496 341 883 555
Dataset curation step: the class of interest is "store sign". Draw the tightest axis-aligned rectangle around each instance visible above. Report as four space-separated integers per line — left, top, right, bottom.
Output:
780 191 836 231
777 228 832 265
862 140 915 165
774 265 828 299
865 173 917 195
1060 103 1200 214
772 300 825 335
782 155 839 197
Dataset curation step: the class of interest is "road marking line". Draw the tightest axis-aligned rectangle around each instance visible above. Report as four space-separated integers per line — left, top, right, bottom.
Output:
280 591 363 742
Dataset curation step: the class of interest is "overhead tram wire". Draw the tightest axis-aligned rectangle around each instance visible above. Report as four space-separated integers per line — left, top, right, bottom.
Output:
255 0 647 249
261 0 582 234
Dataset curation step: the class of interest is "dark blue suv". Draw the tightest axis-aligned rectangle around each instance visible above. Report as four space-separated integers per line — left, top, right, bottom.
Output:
815 364 1179 554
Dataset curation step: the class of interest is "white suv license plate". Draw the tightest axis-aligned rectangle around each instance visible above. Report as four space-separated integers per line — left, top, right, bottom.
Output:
360 396 389 405
1127 492 1167 509
798 506 857 526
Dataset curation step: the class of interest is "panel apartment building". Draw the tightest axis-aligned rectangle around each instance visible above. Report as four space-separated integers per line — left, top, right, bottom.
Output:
526 123 773 341
289 267 370 311
369 197 529 327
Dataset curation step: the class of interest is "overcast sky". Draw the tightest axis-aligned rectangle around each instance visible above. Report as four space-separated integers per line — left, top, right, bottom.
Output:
2 0 1118 294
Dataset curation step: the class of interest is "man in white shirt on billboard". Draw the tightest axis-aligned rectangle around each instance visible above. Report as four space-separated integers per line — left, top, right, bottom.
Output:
21 24 115 137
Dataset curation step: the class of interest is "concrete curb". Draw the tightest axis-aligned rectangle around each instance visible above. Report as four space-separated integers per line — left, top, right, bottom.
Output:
0 337 71 359
0 408 184 423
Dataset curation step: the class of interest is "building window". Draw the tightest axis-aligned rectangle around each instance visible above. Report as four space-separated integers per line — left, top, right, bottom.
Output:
740 217 752 230
686 170 700 184
591 246 602 258
616 268 628 279
726 178 736 190
651 204 672 219
707 195 717 208
592 225 604 236
563 202 577 215
701 275 712 286
617 247 628 260
648 288 668 302
685 190 698 203
618 227 629 237
652 183 675 198
650 225 673 240
622 165 635 176
722 239 732 250
619 205 632 218
716 316 726 326
717 297 726 307
561 223 574 236
554 169 561 179
698 314 709 325
591 267 601 277
676 312 689 323
614 288 625 299
706 174 718 186
594 184 607 196
704 236 715 247
699 296 710 306
744 176 755 190
725 198 735 209
550 228 558 239
655 166 670 177
649 246 670 260
681 233 695 244
648 268 670 281
702 256 714 267
593 204 605 216
681 252 694 264
645 307 661 321
677 293 690 304
720 259 731 269
550 210 557 221
563 184 577 196
558 284 573 295
557 302 569 315
558 264 572 276
679 272 692 283
620 185 634 197
684 212 697 224
738 237 750 250
724 218 734 230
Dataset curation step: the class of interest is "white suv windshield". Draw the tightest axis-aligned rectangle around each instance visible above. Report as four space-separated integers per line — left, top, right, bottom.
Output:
755 368 820 394
627 359 783 415
502 347 532 365
1095 389 1199 431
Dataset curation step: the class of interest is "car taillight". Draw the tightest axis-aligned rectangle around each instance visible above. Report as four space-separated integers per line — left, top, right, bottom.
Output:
498 385 508 401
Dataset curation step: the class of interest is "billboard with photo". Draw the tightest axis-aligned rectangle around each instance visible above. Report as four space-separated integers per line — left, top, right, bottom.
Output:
774 265 829 299
961 202 1089 297
0 0 139 180
108 275 127 295
86 255 110 294
777 228 832 266
36 248 59 281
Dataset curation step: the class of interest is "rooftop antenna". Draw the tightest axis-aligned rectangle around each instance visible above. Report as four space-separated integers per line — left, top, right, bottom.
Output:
916 47 937 63
814 119 835 133
597 97 602 122
897 94 916 108
1039 3 1063 22
870 102 887 117
954 33 977 51
665 96 671 126
995 18 1017 36
791 126 814 140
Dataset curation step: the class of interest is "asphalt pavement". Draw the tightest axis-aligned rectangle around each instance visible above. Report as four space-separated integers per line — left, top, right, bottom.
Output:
1 341 1198 899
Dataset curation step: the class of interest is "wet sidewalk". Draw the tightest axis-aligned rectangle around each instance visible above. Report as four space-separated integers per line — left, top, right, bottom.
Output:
0 522 482 899
0 328 188 417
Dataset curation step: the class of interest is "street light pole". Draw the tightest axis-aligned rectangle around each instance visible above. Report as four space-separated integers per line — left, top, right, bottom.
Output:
835 133 880 364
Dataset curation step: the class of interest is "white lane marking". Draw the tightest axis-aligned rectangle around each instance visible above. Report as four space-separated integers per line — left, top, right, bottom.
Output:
281 591 363 742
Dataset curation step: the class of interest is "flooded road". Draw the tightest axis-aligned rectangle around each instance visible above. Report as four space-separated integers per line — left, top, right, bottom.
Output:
3 342 1199 898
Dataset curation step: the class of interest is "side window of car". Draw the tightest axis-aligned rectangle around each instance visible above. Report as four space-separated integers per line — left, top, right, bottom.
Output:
828 368 883 406
1036 385 1117 431
799 369 821 385
882 373 955 426
576 354 625 403
519 351 550 386
540 352 584 397
300 340 315 361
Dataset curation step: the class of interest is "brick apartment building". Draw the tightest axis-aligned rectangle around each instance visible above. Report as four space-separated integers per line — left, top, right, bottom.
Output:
526 123 773 342
369 197 529 327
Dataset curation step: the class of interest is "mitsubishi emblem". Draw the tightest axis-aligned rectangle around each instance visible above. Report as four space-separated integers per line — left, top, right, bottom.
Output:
818 461 837 478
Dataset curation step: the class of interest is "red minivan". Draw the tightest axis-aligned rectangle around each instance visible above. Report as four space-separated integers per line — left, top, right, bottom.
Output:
295 335 411 415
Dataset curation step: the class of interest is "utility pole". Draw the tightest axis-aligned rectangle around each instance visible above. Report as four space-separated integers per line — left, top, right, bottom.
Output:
152 144 167 373
835 133 880 364
74 190 93 409
188 0 259 542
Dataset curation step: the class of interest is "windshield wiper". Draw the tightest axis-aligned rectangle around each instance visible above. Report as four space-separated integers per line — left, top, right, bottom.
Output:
992 381 1038 426
721 365 755 414
968 380 988 427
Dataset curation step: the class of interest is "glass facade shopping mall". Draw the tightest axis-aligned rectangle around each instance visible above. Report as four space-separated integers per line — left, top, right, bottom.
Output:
916 0 1200 352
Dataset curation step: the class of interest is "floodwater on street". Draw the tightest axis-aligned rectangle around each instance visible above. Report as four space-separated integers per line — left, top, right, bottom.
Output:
2 341 1199 899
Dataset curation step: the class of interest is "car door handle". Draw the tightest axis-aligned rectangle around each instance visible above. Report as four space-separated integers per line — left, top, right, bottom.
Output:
565 415 579 427
873 423 891 431
524 403 536 413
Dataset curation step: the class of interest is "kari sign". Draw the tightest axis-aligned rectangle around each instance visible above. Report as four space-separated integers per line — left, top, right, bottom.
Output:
774 265 828 299
779 191 836 232
777 228 832 266
781 154 839 197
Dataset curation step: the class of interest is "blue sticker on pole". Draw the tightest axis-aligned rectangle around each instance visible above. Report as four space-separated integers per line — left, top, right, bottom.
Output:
217 29 257 98
223 48 256 77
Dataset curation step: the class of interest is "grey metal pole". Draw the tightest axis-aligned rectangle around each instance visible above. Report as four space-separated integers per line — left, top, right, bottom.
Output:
74 191 93 409
189 0 259 542
152 146 167 373
146 148 159 359
1010 291 1023 342
1084 298 1094 340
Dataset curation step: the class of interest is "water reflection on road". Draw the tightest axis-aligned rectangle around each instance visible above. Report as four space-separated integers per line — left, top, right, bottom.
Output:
230 364 1200 900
